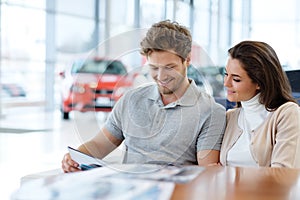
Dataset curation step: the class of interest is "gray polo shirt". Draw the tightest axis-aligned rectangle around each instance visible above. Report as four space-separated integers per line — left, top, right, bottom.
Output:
105 80 226 165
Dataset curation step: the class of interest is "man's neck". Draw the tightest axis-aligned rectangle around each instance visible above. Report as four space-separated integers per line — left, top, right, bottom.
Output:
161 80 190 105
161 94 179 105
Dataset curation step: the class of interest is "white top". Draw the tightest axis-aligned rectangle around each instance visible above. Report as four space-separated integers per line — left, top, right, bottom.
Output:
227 93 270 167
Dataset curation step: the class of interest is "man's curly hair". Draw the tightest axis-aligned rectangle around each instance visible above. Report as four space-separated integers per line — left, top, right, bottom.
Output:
140 20 192 60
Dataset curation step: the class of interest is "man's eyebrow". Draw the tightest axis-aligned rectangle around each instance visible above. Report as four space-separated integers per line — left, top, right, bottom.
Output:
148 64 158 68
148 63 177 67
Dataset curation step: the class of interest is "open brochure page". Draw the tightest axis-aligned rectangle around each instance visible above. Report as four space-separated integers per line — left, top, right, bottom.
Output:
109 164 205 183
67 146 205 182
12 166 175 200
12 147 205 199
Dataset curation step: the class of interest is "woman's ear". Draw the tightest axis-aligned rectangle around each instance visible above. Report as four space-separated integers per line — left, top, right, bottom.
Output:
256 84 260 91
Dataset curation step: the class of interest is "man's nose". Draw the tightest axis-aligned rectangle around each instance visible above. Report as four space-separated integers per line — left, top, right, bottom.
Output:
157 68 168 80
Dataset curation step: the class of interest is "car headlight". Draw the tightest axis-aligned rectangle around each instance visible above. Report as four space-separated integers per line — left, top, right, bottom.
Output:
70 85 85 93
89 82 97 89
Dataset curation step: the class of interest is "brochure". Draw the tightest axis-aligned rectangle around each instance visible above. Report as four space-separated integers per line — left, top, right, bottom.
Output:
12 167 175 200
110 164 205 183
67 146 106 170
68 146 205 183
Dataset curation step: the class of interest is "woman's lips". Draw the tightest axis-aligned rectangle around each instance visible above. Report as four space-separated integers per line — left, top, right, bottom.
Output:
227 90 236 95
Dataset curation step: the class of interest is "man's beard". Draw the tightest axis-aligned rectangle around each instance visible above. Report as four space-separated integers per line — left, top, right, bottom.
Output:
158 85 174 95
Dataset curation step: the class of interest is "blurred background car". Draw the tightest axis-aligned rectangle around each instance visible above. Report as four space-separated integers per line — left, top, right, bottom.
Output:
197 66 225 98
187 65 213 96
197 66 236 110
59 58 135 119
1 83 26 98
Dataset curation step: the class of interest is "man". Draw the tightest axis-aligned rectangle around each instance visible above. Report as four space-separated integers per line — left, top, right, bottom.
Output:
62 20 226 172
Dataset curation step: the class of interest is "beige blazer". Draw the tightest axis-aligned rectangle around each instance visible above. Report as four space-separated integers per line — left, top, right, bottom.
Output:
220 102 300 168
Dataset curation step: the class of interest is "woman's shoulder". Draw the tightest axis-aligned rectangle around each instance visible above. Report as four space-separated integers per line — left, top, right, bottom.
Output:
276 101 299 112
272 101 300 118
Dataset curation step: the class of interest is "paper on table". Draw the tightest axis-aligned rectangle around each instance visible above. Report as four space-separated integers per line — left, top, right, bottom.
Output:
12 166 175 200
111 164 205 183
67 146 204 183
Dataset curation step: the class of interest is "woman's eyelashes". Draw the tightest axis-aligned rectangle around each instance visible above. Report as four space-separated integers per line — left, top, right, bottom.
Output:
224 73 241 82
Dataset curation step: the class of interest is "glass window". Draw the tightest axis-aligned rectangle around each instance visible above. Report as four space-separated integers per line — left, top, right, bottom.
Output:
140 0 165 28
1 5 45 61
218 0 232 62
56 0 95 18
251 0 299 68
56 14 95 53
193 0 211 49
169 0 190 26
110 0 136 36
3 0 45 9
1 4 46 103
230 0 246 44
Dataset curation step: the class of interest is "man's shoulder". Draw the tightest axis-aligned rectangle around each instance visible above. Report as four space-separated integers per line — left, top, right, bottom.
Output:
189 80 216 102
197 91 225 109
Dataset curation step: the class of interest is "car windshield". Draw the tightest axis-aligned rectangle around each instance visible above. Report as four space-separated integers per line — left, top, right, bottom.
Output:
74 60 127 75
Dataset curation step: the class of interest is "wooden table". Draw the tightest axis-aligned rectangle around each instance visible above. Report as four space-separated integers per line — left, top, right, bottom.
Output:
171 166 300 200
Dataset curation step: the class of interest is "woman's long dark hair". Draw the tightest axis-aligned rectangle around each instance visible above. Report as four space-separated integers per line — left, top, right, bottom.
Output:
228 40 296 111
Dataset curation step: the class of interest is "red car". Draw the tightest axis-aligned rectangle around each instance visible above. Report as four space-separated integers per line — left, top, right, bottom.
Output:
59 58 135 119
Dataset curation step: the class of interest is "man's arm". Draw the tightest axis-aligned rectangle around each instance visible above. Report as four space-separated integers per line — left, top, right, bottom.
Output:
78 127 123 158
197 150 220 166
62 127 123 173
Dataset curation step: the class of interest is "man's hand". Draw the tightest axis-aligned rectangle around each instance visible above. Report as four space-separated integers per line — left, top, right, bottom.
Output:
61 153 81 173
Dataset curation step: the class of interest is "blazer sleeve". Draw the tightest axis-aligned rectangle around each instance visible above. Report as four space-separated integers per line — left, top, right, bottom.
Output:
271 103 300 168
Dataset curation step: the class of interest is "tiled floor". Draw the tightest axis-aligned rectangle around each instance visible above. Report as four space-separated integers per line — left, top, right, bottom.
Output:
0 106 115 200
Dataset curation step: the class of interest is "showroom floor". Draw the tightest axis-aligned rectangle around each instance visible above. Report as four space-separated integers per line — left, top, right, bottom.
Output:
0 106 119 200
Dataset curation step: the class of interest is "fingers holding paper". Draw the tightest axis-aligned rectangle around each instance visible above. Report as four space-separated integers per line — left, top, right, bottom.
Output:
61 153 81 173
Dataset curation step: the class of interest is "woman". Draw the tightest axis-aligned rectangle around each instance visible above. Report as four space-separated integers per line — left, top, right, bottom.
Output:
220 40 300 168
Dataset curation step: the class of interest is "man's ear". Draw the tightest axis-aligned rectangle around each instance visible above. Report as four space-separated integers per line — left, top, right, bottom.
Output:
185 53 191 66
